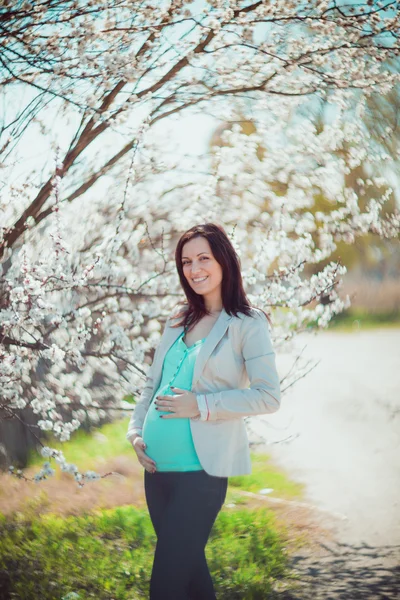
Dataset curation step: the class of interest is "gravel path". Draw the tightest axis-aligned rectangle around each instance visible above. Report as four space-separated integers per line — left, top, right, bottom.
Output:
249 328 400 599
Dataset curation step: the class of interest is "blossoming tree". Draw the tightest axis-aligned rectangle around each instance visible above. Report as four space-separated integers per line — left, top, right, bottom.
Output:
1 0 399 485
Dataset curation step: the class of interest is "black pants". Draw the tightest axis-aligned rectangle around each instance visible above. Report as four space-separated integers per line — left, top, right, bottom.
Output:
144 469 228 600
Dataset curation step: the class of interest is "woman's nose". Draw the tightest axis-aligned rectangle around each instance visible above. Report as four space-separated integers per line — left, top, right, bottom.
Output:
191 264 203 275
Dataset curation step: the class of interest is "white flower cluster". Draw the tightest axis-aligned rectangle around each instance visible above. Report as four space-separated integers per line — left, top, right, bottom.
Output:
33 462 55 482
9 446 102 486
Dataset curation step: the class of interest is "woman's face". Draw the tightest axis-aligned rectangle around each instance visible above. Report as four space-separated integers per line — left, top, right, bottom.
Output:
181 236 223 298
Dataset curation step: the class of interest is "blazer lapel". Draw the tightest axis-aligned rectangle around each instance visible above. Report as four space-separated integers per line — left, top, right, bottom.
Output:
192 308 233 386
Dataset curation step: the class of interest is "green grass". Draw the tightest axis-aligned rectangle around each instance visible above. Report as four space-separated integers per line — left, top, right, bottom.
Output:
229 453 304 499
266 306 400 332
0 504 292 600
328 309 400 330
27 418 135 471
3 418 306 599
28 418 303 502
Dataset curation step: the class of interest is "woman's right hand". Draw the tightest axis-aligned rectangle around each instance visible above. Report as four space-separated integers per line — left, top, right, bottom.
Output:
131 435 156 473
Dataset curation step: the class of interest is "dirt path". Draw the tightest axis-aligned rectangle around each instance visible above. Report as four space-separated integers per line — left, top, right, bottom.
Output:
249 328 400 599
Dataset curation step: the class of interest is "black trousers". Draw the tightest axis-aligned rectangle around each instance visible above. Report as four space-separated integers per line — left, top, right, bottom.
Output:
144 469 228 600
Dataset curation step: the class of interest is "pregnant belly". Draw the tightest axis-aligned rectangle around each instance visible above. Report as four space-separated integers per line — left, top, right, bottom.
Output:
142 398 201 470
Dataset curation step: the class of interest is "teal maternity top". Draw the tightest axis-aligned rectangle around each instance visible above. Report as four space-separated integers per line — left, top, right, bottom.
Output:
142 331 206 472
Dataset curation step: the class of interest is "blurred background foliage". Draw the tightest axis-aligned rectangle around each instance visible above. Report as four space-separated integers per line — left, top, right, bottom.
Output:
209 80 400 315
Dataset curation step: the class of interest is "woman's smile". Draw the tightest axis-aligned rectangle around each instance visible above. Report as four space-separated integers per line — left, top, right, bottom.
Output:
192 275 209 285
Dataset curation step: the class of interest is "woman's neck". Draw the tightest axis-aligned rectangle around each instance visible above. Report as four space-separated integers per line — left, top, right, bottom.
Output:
205 306 223 317
203 290 223 315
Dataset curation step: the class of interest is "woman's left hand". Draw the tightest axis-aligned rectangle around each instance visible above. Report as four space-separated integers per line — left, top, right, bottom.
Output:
154 387 200 419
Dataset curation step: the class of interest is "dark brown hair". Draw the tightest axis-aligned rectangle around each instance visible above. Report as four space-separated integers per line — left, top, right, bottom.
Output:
170 223 270 332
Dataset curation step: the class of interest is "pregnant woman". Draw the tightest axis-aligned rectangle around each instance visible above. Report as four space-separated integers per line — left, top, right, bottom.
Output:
127 222 281 600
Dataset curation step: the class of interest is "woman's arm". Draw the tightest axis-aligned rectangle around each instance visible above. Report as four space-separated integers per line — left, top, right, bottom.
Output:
195 311 281 421
126 317 171 442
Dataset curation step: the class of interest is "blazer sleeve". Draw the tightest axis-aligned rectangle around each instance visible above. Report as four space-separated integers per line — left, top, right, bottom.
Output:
126 317 171 442
195 311 281 421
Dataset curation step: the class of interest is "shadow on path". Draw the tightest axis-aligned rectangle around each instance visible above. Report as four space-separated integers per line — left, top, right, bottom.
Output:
275 539 400 600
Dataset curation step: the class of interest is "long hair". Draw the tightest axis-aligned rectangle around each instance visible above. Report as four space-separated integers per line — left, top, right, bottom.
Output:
170 223 271 331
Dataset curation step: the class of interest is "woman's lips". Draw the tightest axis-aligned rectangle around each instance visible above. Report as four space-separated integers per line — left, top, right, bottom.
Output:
192 276 209 285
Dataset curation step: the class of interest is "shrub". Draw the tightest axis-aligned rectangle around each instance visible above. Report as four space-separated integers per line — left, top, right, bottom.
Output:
0 505 290 599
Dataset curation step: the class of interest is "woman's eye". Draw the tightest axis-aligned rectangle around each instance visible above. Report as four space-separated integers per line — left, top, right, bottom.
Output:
182 257 209 266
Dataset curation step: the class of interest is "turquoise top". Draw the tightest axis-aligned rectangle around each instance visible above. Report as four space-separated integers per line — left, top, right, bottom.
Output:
142 331 206 472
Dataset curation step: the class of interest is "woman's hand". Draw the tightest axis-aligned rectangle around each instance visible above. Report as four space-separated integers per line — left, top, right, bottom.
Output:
131 435 156 473
154 386 200 419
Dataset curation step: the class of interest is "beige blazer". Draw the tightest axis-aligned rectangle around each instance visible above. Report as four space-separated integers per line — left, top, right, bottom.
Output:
126 307 281 477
